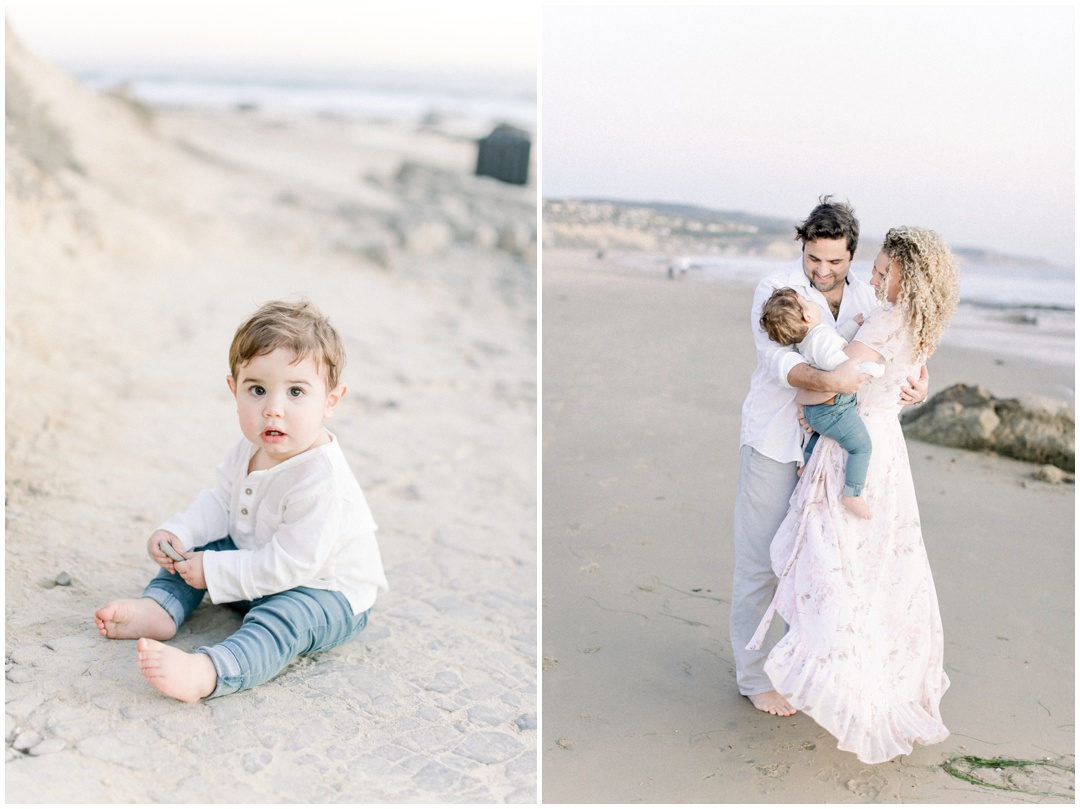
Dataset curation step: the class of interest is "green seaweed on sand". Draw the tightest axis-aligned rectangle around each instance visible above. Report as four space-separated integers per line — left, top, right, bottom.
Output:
941 755 1074 799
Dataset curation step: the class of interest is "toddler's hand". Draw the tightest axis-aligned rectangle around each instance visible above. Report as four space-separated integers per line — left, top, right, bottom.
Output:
797 404 812 434
149 530 185 573
854 313 865 326
175 552 207 590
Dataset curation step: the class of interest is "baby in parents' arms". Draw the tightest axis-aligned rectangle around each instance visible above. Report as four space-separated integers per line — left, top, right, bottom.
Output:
760 287 882 520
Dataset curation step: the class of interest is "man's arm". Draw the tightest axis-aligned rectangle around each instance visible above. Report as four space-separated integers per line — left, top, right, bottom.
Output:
787 359 870 395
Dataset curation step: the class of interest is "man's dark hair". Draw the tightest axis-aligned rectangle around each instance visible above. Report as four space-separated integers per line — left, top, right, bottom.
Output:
794 195 859 258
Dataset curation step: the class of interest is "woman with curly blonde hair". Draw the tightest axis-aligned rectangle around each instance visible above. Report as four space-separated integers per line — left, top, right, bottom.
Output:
747 226 961 765
879 226 961 362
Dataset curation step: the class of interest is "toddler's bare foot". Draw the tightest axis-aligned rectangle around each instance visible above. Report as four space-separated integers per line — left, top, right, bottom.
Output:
842 495 872 520
136 638 217 703
796 465 805 478
95 598 176 640
748 690 797 716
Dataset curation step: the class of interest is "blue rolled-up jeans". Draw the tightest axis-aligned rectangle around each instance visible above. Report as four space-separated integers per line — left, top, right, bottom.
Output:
142 537 369 698
802 392 873 497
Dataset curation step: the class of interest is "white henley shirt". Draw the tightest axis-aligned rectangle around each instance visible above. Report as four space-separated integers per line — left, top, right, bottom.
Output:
159 432 388 615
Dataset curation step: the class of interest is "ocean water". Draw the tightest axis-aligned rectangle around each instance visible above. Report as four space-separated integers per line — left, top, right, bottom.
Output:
639 254 1076 375
76 65 536 134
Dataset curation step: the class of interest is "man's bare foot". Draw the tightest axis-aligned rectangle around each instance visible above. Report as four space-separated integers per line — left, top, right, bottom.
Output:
136 638 217 703
95 598 176 640
748 690 797 716
841 495 872 520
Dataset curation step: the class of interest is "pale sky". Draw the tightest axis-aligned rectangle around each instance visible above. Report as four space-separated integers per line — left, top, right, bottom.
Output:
5 2 537 75
542 5 1075 266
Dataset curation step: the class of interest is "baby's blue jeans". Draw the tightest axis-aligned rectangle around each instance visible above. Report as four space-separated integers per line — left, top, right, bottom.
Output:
142 537 368 698
802 392 873 497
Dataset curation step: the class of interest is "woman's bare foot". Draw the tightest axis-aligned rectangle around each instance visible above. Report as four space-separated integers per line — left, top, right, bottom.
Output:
841 495 872 520
136 639 217 703
95 598 176 640
748 690 797 716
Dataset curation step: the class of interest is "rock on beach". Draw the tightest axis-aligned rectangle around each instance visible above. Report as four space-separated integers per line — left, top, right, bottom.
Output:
900 383 1074 472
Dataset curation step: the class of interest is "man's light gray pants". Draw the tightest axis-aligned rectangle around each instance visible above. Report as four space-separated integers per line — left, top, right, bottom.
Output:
730 444 799 696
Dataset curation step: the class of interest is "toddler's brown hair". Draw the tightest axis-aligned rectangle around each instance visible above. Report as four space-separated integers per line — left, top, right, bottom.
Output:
760 287 810 346
229 299 346 390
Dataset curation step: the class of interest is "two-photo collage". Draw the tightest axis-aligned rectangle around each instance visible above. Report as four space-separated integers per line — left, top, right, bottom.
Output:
5 3 1075 805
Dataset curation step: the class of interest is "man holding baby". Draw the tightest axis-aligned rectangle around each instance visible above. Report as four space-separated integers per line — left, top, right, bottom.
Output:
730 196 928 716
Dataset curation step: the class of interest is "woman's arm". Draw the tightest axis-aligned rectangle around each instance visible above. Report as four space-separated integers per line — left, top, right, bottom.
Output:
843 340 884 365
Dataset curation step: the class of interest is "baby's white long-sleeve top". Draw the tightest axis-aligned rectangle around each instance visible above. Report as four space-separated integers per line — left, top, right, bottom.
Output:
159 433 388 615
797 318 884 377
797 319 860 372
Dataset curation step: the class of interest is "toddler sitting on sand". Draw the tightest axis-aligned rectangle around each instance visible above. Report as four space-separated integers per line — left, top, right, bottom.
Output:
759 287 883 519
95 299 388 702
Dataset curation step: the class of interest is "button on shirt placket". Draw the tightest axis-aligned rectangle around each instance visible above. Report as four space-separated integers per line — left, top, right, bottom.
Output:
237 479 257 535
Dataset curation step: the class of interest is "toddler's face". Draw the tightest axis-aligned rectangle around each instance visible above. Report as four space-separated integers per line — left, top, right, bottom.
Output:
798 295 822 328
227 347 345 467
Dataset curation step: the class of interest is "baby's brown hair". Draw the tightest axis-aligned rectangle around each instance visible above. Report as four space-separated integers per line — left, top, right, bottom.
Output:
229 299 346 390
760 287 809 346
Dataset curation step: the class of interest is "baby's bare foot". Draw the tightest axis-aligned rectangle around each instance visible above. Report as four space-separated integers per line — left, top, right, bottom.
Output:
748 690 797 716
136 638 217 703
841 495 873 520
95 598 176 640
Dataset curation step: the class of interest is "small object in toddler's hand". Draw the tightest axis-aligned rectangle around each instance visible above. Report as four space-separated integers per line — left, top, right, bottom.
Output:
158 539 184 562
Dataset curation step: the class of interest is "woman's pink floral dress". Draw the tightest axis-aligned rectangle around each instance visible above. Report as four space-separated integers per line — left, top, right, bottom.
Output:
747 303 950 765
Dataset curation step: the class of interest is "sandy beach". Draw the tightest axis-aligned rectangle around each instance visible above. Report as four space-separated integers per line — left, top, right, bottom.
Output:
541 249 1074 803
6 28 535 803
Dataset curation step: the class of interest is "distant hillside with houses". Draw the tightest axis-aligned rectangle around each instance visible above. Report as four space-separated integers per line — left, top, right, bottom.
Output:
542 197 1051 265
